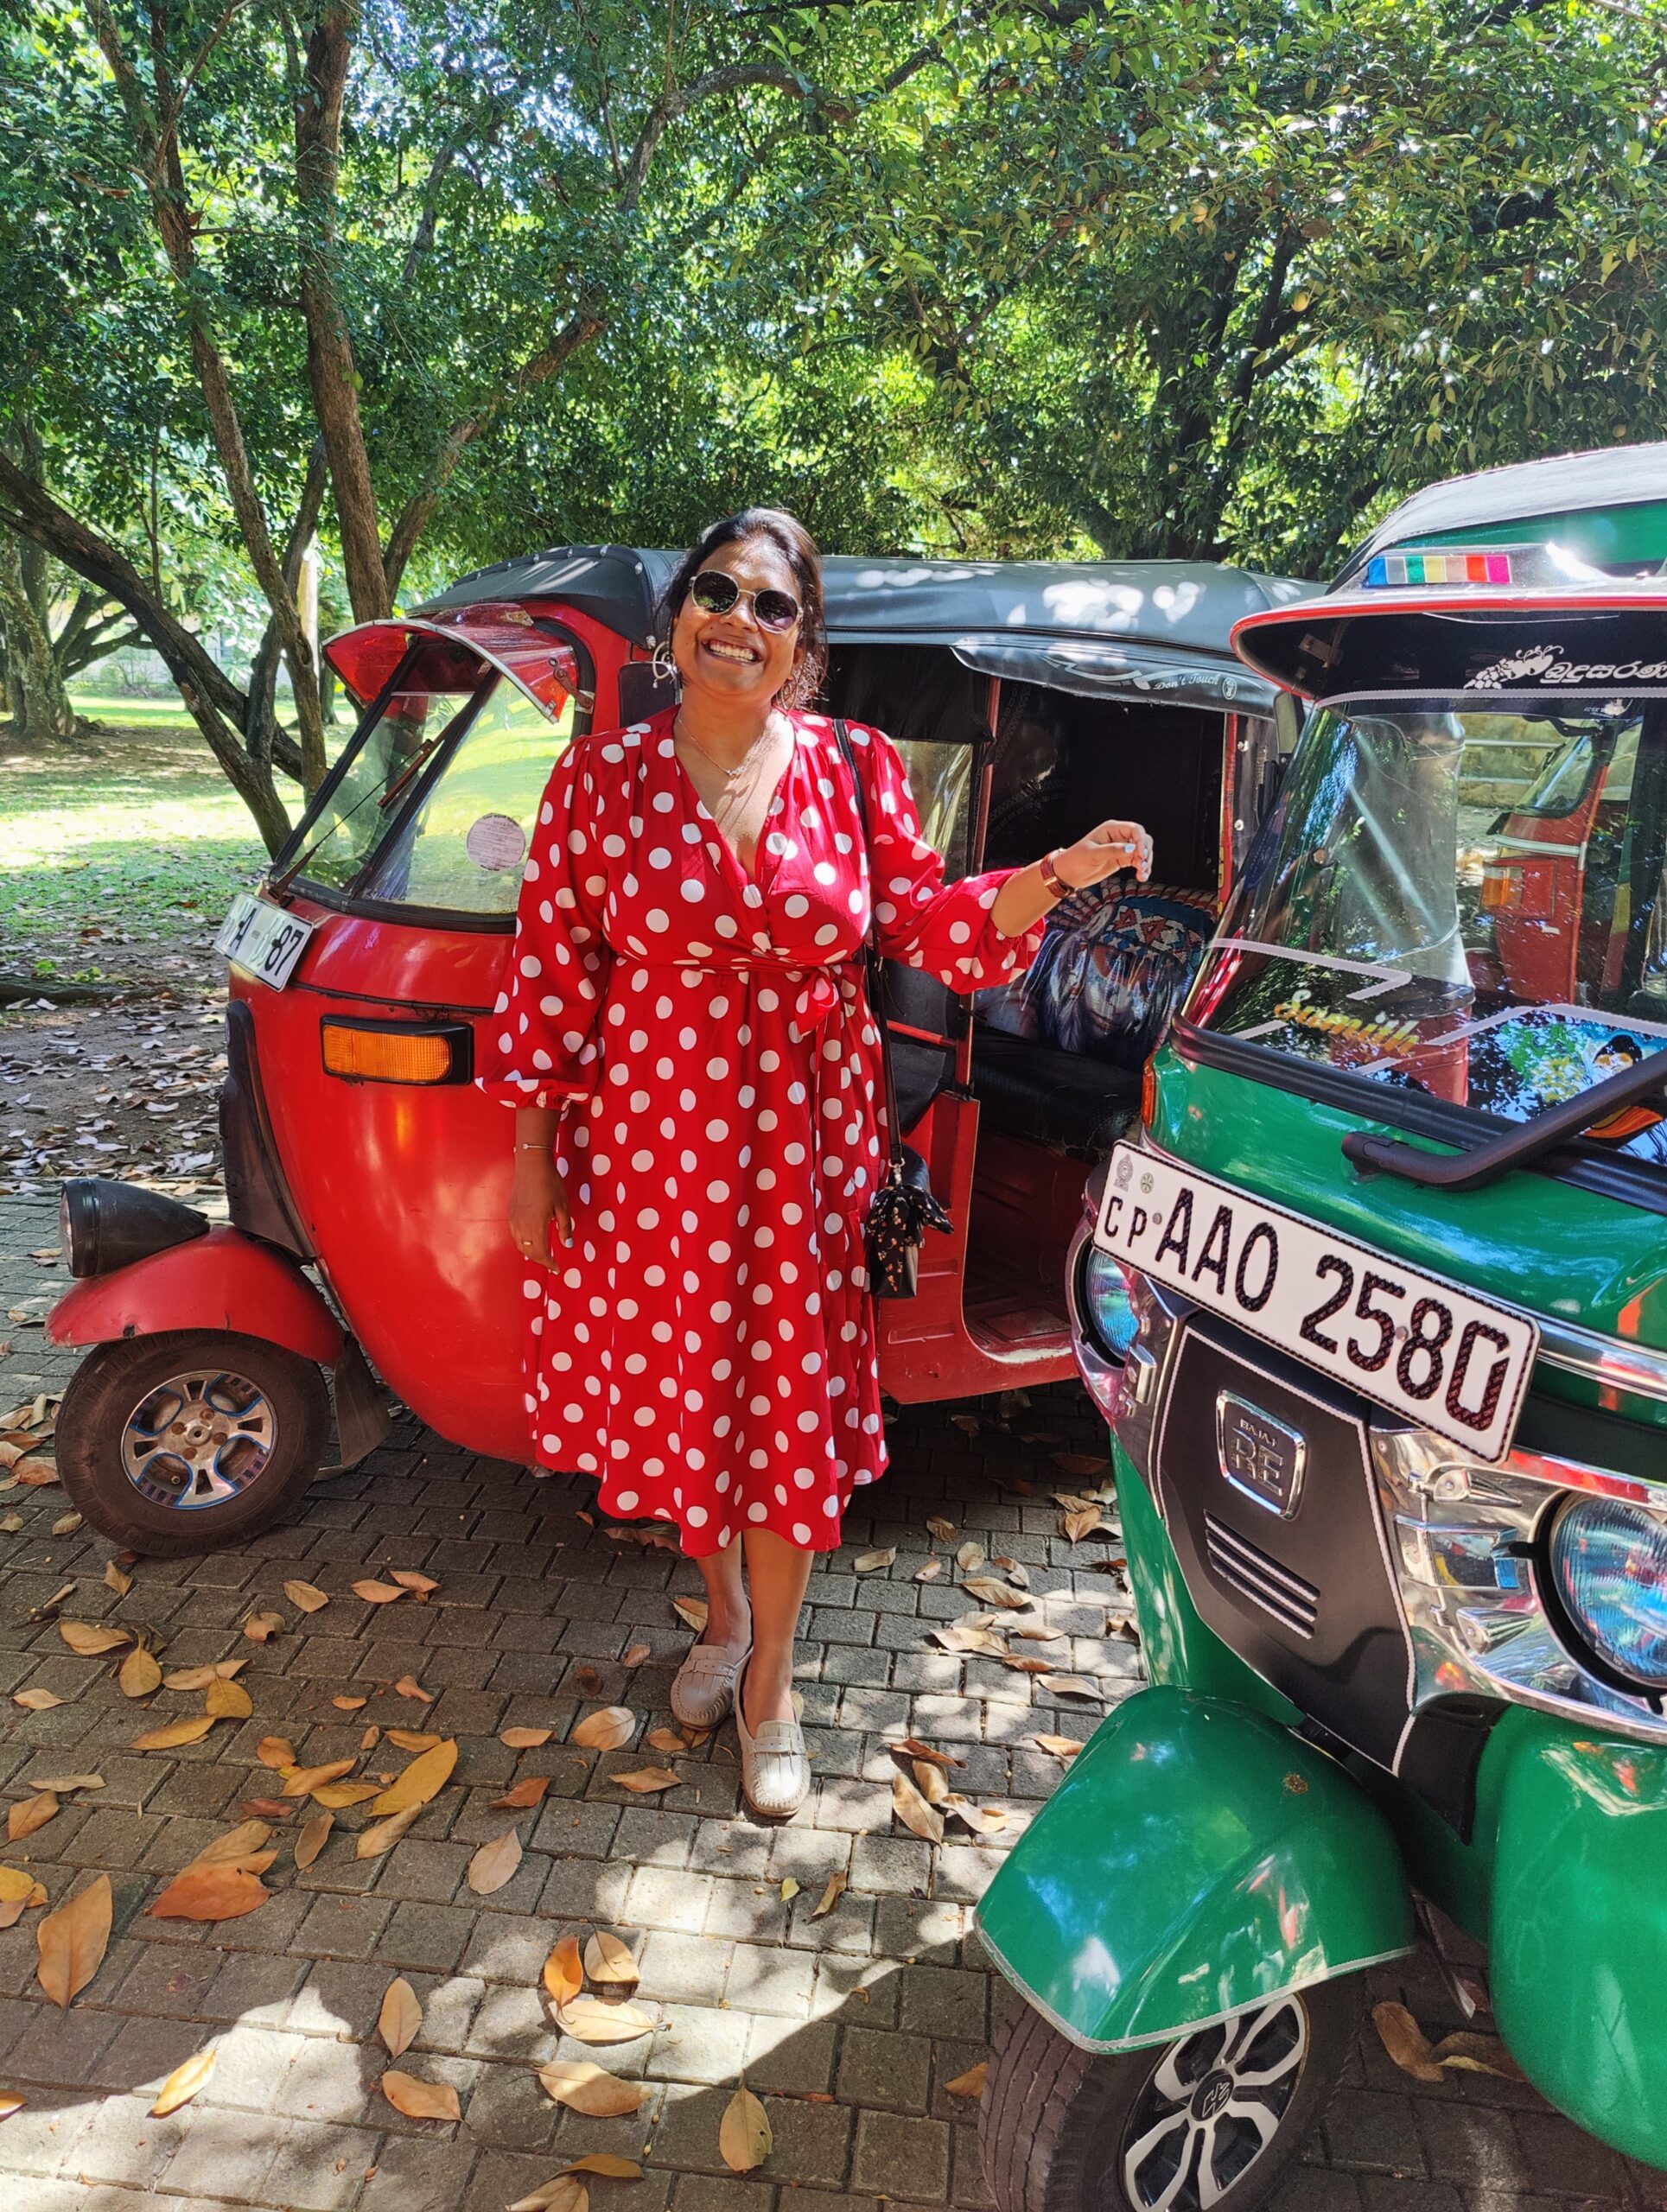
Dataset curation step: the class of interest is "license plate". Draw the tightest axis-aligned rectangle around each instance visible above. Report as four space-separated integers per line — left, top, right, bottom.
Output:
214 892 315 990
1096 1146 1537 1461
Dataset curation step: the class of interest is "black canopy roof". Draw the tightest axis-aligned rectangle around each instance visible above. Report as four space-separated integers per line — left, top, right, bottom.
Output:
415 544 1308 656
1334 443 1667 588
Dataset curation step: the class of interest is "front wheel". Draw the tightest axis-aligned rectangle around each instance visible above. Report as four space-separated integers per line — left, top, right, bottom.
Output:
56 1330 329 1558
982 1976 1361 2212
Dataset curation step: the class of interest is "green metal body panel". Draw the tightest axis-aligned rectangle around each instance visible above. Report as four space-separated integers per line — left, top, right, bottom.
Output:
1116 1440 1300 1723
1395 499 1667 571
1148 1049 1667 1425
975 1685 1414 2051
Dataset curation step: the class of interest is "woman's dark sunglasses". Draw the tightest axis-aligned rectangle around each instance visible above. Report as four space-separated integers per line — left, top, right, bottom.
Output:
689 569 801 632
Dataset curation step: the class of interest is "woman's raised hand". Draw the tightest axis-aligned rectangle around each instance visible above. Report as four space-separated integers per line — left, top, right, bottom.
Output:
509 1152 573 1262
1054 819 1154 889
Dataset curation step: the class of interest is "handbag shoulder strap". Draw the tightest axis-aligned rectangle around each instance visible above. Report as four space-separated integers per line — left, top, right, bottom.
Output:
832 718 903 1169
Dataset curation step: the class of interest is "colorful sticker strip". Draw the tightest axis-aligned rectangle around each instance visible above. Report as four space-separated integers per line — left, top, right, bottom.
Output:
1364 550 1514 588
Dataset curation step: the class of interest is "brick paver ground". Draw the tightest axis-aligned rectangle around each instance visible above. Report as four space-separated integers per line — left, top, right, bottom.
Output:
1 1192 1662 2212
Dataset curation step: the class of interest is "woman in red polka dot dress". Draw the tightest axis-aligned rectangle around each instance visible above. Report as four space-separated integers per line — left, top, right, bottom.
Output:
480 510 1153 1816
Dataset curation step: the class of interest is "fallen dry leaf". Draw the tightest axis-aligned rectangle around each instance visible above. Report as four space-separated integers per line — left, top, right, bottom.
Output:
36 1874 111 2007
148 1865 271 1922
380 2069 461 2122
0 2093 21 2120
359 1727 379 1750
467 1828 523 1896
555 1996 653 2044
1062 1508 1111 1542
162 1665 219 1692
894 1736 965 1770
493 1776 550 1810
379 1975 423 2059
133 1714 217 1751
1002 1654 1053 1676
0 1867 48 1909
118 1646 162 1700
853 1547 895 1573
932 1622 1005 1656
507 2183 587 2212
283 1580 329 1613
385 1729 441 1753
356 1804 422 1859
281 1759 356 1799
1430 2030 1524 2082
543 1935 584 2009
8 1796 58 1842
956 1541 985 1573
13 1688 62 1712
671 1595 708 1632
15 1457 57 1487
963 1577 1030 1611
180 1821 271 1875
1372 2001 1445 2083
150 2048 216 2117
811 1871 848 1919
29 1774 101 1796
243 1611 283 1643
370 1738 457 1816
333 1695 366 1711
892 1769 945 1844
1009 1623 1066 1642
239 1798 294 1821
1033 1735 1084 1761
294 1812 334 1870
353 1580 405 1605
913 1759 950 1806
584 1930 639 1987
0 1515 21 1535
564 2155 642 2177
926 1515 957 1541
945 2059 989 2098
205 1676 252 1720
390 1570 438 1594
309 1780 381 1809
58 1620 130 1657
719 2081 773 2173
780 1878 799 1904
394 1675 432 1703
537 2058 646 2116
610 1766 678 1795
49 1512 80 1537
255 1736 296 1770
570 1707 635 1752
620 1643 650 1668
1053 1452 1109 1478
1039 1675 1103 1700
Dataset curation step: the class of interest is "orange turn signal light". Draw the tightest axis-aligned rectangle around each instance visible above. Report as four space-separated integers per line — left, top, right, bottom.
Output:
321 1020 467 1085
1140 1058 1158 1128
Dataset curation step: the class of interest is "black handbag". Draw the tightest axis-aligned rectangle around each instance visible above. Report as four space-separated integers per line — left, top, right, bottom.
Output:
832 719 952 1299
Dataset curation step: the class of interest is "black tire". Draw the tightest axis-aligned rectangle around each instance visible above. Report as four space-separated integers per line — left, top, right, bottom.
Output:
981 1975 1360 2212
56 1330 329 1558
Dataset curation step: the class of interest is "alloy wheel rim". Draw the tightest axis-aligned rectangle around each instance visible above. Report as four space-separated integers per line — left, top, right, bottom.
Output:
119 1368 277 1510
1117 1993 1310 2212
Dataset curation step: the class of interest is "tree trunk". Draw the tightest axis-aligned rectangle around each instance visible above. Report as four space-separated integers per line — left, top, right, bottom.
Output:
0 527 77 739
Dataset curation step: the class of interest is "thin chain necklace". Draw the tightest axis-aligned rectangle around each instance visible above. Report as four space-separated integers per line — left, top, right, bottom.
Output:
674 707 781 784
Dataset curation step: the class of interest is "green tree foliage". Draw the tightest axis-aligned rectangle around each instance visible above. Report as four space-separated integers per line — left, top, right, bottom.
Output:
3 0 1664 842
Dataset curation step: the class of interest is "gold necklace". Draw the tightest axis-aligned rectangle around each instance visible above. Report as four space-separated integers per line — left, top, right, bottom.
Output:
675 709 780 784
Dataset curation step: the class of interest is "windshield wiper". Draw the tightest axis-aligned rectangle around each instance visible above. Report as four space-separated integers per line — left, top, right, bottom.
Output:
1342 1047 1667 1192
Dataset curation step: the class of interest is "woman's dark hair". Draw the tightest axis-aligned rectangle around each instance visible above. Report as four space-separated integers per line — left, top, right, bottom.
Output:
661 507 827 709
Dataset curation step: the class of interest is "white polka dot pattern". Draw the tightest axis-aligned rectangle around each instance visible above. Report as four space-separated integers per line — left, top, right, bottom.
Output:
475 708 1047 1555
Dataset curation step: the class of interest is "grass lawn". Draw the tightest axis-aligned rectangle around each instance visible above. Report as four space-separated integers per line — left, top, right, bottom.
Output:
0 696 307 982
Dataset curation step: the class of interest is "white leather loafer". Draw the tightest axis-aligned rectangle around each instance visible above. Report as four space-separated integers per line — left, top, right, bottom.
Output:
735 1662 811 1819
671 1637 750 1730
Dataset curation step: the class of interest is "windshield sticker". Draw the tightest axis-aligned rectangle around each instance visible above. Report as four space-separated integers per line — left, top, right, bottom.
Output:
464 813 530 873
1467 645 1667 690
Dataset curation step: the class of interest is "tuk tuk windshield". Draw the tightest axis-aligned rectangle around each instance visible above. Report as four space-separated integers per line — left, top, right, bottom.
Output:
1193 696 1667 1160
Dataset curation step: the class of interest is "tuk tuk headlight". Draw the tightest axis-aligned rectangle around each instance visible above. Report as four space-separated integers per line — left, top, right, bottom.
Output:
1549 1495 1667 1691
1083 1246 1140 1361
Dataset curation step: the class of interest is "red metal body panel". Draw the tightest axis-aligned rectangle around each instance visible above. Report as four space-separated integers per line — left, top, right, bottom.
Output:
48 1228 343 1364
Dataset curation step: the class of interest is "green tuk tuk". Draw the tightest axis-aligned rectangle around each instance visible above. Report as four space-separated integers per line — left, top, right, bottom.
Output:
977 444 1667 2209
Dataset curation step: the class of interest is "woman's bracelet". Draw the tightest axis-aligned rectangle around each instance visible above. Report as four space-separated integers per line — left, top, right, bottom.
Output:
1037 849 1070 901
515 1139 552 1152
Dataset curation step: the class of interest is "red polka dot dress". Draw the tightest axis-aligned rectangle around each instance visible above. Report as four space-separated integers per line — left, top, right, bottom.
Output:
477 707 1046 1555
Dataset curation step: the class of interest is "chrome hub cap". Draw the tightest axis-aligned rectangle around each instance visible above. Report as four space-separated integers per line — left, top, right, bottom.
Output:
120 1369 277 1510
1119 1995 1310 2212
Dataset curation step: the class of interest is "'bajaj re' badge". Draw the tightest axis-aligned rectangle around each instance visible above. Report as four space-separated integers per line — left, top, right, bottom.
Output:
1216 1393 1307 1519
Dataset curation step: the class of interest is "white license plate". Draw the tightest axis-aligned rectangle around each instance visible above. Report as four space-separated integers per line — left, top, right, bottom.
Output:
1096 1145 1537 1461
214 892 316 990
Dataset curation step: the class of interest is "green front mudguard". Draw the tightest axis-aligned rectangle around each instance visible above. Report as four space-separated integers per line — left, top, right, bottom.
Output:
977 1686 1415 2051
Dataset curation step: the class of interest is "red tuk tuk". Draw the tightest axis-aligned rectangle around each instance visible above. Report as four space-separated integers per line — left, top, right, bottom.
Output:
46 547 1306 1553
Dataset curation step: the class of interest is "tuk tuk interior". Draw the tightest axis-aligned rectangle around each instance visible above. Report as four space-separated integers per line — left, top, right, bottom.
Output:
274 549 1304 1432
